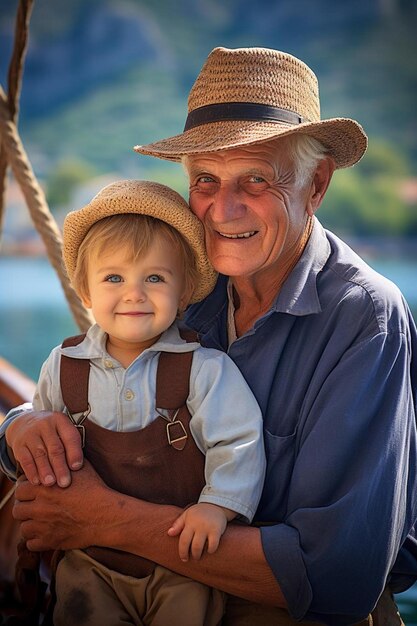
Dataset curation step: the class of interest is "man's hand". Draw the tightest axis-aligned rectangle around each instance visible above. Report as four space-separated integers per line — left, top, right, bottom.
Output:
13 470 284 606
5 410 84 488
13 459 108 551
167 502 236 561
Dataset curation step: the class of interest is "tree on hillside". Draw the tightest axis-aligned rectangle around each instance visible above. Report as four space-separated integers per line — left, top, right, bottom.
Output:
319 140 416 236
46 158 97 211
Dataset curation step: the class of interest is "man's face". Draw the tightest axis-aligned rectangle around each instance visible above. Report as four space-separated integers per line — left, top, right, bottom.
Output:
186 142 314 280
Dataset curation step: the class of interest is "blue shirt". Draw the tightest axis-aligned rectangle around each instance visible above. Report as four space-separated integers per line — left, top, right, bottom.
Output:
185 219 417 625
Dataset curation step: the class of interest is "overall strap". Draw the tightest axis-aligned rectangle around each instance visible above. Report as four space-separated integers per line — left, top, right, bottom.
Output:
60 329 198 414
59 328 199 414
155 328 198 451
155 328 198 411
155 327 198 410
60 334 89 415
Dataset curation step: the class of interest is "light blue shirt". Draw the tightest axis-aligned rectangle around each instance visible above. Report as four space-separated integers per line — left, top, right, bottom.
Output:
185 218 417 625
0 321 265 522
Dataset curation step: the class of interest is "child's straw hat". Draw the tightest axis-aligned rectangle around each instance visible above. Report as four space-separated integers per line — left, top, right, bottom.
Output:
63 180 217 303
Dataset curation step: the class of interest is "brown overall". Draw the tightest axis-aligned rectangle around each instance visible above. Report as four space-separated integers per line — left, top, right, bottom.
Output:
52 331 225 626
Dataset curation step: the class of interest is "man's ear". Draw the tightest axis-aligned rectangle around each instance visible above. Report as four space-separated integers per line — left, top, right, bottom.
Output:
306 157 336 217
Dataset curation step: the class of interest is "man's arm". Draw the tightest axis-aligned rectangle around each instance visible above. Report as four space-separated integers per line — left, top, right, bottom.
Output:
13 461 286 607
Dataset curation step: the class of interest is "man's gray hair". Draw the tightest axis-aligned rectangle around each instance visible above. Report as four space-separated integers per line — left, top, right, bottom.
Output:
182 134 329 188
273 135 329 188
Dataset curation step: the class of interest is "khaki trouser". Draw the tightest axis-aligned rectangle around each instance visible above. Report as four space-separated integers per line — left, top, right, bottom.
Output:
53 549 225 626
54 549 405 626
53 550 224 626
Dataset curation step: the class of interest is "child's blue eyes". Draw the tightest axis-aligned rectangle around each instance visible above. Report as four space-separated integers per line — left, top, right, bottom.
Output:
103 274 165 284
147 274 164 283
105 274 122 283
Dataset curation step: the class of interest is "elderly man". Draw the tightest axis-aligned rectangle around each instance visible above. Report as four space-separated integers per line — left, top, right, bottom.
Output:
2 47 417 625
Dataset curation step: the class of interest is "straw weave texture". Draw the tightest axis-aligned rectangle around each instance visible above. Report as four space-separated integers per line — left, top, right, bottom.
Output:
135 47 367 169
188 47 320 122
63 180 217 303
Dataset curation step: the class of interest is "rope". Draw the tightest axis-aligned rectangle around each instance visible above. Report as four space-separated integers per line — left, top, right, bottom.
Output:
0 0 34 238
0 87 93 332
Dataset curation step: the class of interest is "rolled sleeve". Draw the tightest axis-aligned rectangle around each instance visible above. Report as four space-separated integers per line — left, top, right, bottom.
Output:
261 522 312 619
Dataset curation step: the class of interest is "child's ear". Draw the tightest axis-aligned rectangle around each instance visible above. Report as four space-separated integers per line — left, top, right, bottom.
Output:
177 300 189 318
80 293 92 309
179 283 194 313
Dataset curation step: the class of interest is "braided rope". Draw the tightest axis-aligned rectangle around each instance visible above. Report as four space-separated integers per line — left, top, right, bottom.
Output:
0 0 34 236
0 87 93 332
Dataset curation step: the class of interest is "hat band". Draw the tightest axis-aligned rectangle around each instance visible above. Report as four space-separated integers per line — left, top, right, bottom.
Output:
184 102 307 131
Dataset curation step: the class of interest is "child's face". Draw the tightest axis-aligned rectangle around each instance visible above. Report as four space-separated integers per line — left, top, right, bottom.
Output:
82 238 189 357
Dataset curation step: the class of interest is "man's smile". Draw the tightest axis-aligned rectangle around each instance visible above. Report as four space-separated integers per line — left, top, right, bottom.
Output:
218 231 257 239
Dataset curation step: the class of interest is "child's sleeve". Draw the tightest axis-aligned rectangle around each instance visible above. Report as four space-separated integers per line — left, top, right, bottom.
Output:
32 347 65 412
187 348 266 523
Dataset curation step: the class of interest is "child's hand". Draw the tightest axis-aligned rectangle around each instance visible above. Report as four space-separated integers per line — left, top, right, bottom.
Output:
167 502 236 561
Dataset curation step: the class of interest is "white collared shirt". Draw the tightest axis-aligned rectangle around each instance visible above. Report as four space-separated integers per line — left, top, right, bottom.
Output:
29 320 265 522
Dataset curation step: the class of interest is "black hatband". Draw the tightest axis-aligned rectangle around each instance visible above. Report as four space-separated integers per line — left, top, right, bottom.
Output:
184 102 306 131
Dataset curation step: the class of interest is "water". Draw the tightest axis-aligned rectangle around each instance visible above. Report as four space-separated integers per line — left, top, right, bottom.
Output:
1 254 416 381
0 256 78 381
1 253 417 620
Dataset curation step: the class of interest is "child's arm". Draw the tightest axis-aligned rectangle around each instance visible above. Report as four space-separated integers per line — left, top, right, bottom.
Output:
167 502 237 561
187 350 266 523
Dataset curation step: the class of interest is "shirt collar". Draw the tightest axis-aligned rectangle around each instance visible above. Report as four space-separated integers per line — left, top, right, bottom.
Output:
271 218 330 316
60 320 200 361
187 218 331 334
224 219 330 333
59 324 107 359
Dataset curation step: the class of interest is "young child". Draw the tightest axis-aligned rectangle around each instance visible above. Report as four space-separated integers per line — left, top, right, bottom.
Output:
24 180 266 625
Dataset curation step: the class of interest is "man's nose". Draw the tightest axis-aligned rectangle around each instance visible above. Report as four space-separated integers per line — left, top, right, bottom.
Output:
210 184 246 223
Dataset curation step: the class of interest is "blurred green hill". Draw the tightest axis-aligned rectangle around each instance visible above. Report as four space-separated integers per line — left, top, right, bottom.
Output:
0 0 416 237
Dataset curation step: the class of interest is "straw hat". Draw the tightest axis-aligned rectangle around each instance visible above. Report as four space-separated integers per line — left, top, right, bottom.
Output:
63 180 217 303
134 46 367 169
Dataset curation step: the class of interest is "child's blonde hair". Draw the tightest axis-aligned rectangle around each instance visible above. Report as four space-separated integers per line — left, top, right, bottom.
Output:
72 213 199 311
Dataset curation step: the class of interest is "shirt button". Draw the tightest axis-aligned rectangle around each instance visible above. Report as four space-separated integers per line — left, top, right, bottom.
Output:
104 359 114 369
124 389 135 401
